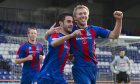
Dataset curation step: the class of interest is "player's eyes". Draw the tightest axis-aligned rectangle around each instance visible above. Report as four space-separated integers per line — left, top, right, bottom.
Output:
67 20 72 23
79 13 82 15
84 12 87 15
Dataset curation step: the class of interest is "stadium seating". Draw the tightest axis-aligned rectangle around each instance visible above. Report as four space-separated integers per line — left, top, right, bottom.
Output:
0 32 140 83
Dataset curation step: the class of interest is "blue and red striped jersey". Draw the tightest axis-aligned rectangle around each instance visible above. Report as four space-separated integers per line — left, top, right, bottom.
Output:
70 25 110 66
17 42 44 73
39 33 70 80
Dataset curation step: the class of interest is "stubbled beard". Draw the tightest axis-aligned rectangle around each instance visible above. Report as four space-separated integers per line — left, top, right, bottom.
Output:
78 22 86 27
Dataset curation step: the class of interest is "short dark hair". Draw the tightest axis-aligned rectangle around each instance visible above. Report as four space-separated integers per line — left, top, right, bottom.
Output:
55 13 72 27
27 27 37 34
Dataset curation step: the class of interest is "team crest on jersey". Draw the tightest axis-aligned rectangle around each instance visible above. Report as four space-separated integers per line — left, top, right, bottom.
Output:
86 31 91 36
36 46 40 53
64 41 69 49
29 47 32 50
64 45 69 49
29 47 32 53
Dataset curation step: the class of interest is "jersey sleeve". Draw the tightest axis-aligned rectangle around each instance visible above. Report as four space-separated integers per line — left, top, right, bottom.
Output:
91 25 110 38
47 33 59 47
16 45 25 59
110 56 117 72
126 57 131 64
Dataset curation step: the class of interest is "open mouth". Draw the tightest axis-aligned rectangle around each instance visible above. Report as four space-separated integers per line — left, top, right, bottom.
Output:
80 17 87 23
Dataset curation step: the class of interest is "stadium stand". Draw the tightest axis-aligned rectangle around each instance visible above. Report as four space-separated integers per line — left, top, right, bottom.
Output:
0 30 140 84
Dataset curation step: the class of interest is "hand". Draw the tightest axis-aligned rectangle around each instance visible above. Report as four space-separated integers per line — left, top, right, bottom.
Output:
39 55 44 62
127 71 131 75
26 55 33 61
113 70 119 74
71 30 82 37
50 23 56 29
47 27 62 34
113 11 123 20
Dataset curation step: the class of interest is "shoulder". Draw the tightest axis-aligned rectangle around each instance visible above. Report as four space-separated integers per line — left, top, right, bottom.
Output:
17 42 28 52
88 25 101 32
19 42 28 48
124 56 129 60
88 25 106 30
88 25 100 28
37 42 43 45
50 33 61 38
114 56 120 60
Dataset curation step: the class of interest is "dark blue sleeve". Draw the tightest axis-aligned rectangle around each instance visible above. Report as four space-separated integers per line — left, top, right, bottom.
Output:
47 35 53 46
91 25 110 38
18 45 25 58
47 34 59 47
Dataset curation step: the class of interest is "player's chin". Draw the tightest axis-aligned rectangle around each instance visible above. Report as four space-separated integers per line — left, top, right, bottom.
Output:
67 29 72 33
31 38 36 41
79 23 86 27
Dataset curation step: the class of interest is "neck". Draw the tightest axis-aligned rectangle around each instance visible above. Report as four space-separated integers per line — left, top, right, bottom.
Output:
60 28 69 35
28 40 36 44
77 24 88 29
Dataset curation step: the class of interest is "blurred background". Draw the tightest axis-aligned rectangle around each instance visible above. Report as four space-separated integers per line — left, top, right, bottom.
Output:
0 0 140 36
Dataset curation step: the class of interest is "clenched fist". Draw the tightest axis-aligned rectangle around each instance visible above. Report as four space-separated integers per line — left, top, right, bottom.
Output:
113 11 123 20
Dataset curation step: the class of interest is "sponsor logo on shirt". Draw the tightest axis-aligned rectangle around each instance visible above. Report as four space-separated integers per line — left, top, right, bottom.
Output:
86 31 91 36
76 37 92 40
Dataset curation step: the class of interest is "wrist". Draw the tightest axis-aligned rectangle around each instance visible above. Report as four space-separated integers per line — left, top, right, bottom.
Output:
116 18 122 21
69 33 75 38
24 57 28 61
46 31 50 35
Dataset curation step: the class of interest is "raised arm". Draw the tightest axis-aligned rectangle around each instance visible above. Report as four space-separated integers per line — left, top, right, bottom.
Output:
109 11 123 39
45 23 61 39
51 30 81 47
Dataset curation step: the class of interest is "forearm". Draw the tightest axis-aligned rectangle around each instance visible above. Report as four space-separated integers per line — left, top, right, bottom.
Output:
15 58 28 64
45 32 50 39
109 19 122 39
51 34 73 47
39 55 44 62
110 64 115 71
110 60 116 72
128 61 131 71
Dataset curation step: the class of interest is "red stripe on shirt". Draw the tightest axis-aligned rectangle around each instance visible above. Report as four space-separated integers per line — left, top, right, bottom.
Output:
58 43 64 60
25 48 29 57
72 38 78 52
81 30 91 62
60 41 70 73
31 45 36 68
51 33 64 60
89 29 98 64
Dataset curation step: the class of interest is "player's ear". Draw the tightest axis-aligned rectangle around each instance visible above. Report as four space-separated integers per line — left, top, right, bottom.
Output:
73 16 76 20
59 21 63 26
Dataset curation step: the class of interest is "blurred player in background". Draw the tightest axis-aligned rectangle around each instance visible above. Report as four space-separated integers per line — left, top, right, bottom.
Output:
111 50 131 84
37 13 81 84
15 27 44 84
